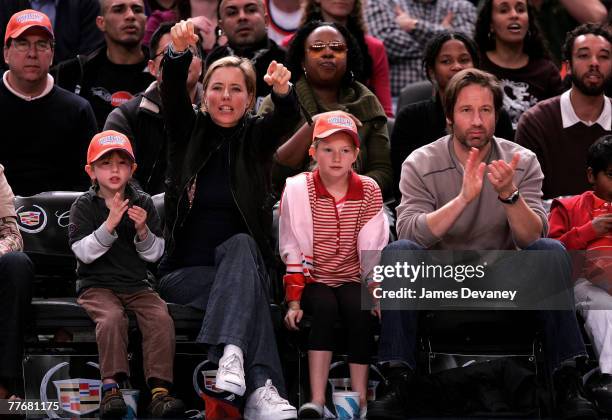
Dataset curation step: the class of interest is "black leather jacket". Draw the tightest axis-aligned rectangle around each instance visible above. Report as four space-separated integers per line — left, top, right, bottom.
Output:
160 49 300 265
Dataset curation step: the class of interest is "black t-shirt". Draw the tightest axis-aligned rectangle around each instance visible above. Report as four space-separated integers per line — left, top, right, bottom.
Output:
82 52 154 129
481 54 563 129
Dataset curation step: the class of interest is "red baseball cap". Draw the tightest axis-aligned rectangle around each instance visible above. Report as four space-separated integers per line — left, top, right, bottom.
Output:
4 10 54 45
87 130 135 165
313 111 360 147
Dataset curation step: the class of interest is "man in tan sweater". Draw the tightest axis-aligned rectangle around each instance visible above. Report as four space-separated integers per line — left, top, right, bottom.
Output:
369 69 595 419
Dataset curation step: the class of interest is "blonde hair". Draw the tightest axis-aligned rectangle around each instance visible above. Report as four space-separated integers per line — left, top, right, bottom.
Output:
201 56 257 112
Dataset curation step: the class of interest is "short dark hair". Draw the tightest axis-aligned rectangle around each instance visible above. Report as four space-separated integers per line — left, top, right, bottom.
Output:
563 23 612 64
422 31 480 81
149 21 174 59
443 68 503 122
587 134 612 175
286 20 364 87
474 0 550 59
217 0 265 19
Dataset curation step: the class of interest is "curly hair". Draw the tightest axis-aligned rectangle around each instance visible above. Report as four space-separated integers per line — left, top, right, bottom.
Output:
474 0 550 59
422 31 480 82
562 23 612 64
286 21 364 88
298 0 372 81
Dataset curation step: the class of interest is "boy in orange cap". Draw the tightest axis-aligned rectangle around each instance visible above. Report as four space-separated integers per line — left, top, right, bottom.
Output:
69 130 184 418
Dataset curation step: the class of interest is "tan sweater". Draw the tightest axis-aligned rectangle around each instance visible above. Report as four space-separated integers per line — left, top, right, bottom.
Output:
396 135 548 250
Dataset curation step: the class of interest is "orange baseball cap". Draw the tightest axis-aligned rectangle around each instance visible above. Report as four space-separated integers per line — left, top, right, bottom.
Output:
4 10 54 45
313 111 360 147
87 130 135 165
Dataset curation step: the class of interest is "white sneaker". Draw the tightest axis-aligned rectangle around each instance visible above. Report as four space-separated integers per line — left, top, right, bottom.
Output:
215 352 246 396
244 379 297 420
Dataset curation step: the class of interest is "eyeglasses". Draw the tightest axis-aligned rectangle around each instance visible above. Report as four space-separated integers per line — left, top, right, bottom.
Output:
11 39 53 52
154 45 201 60
307 42 348 56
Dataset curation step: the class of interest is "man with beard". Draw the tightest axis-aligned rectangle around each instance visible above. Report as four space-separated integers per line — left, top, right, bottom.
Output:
369 68 594 419
205 0 286 111
52 0 154 129
516 23 612 199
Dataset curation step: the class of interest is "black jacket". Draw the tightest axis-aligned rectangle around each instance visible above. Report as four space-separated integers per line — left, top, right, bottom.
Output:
160 49 300 265
0 0 103 70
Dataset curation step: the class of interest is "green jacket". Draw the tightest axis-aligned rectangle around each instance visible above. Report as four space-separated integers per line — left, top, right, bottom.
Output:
259 77 392 198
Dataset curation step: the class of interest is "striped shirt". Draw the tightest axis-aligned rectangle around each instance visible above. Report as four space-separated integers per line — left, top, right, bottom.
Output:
308 170 383 286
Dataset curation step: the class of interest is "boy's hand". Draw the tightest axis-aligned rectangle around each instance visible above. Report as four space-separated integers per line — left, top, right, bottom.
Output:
264 60 291 95
128 206 148 241
106 192 129 234
592 213 612 236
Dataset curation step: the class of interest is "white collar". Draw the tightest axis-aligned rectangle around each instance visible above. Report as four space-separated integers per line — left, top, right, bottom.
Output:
2 72 54 101
560 88 612 130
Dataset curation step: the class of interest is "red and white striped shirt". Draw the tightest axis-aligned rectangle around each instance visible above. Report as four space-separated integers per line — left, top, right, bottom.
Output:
309 170 382 286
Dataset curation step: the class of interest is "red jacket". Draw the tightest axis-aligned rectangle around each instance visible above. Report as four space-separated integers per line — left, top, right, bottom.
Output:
548 191 599 250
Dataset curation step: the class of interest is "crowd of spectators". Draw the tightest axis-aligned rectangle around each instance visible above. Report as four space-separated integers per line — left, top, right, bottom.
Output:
2 0 612 419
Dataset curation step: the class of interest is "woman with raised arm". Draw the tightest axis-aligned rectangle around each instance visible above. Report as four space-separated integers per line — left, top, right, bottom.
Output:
156 20 300 420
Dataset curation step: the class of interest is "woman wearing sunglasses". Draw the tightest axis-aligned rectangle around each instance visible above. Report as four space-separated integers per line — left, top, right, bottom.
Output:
281 0 393 117
260 21 392 199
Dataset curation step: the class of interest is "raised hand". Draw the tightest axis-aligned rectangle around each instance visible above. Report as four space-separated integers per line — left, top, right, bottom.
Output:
460 147 486 204
106 192 129 234
441 11 454 28
190 16 216 51
395 4 418 32
487 152 519 198
171 20 199 53
127 205 148 241
263 60 292 95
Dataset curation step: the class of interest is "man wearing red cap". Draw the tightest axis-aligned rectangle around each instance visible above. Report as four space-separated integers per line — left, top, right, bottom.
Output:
0 0 103 70
0 9 97 196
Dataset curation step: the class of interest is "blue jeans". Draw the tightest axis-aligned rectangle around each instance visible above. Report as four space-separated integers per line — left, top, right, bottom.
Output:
157 233 285 395
377 239 586 371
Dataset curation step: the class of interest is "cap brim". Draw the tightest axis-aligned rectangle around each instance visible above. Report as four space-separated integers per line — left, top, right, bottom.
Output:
314 128 360 147
7 24 53 42
89 147 135 165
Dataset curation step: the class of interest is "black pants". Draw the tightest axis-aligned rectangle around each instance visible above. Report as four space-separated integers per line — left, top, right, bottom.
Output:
302 282 373 364
0 252 34 387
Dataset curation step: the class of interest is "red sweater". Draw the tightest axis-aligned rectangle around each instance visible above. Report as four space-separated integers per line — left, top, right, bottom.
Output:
548 191 605 250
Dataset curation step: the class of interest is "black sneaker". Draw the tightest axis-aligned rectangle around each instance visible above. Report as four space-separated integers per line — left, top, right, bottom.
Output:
554 365 598 419
586 372 612 415
99 387 127 418
148 392 185 418
367 368 413 420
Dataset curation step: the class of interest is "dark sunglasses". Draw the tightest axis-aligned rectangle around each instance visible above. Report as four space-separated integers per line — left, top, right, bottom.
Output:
307 42 348 55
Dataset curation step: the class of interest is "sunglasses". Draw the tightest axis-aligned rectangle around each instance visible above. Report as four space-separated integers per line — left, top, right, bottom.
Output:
307 42 348 55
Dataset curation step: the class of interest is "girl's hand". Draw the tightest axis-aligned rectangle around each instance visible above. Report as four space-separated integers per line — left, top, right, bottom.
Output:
264 61 292 95
284 302 303 330
171 20 199 52
127 205 148 241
